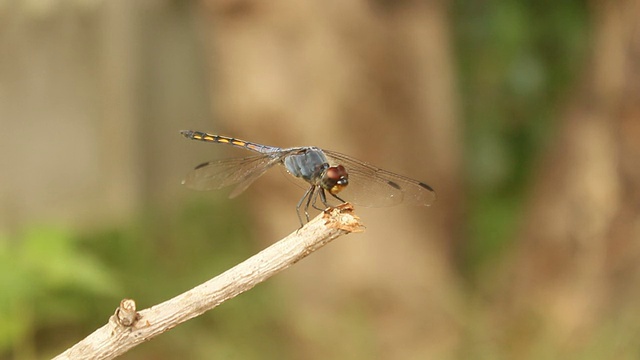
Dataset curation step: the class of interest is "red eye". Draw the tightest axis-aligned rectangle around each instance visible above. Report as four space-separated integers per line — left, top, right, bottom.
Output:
327 165 348 181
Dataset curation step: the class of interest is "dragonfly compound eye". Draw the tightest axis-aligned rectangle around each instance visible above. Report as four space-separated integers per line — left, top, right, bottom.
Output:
326 165 349 194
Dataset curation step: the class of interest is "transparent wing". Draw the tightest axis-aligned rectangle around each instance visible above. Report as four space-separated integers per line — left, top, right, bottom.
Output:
182 154 283 198
323 150 436 208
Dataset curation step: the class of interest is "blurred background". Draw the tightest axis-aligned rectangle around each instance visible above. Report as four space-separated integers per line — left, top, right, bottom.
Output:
1 0 639 359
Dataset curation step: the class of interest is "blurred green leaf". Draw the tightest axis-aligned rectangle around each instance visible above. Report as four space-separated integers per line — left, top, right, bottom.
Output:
454 0 589 278
0 227 120 355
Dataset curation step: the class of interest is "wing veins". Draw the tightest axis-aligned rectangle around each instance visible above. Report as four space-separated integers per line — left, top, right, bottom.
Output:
323 150 436 207
183 154 280 192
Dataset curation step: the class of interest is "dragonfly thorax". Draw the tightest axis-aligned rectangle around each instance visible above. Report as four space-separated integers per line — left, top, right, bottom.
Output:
282 148 349 194
283 148 329 182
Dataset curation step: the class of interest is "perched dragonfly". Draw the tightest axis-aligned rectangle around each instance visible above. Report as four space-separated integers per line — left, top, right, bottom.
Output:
181 130 435 224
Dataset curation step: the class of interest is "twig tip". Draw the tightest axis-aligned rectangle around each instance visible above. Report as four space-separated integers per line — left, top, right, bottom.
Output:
115 298 140 327
323 203 365 232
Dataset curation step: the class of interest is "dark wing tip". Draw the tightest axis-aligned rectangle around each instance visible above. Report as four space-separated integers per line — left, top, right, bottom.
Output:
193 161 210 170
387 180 401 190
418 182 435 192
419 182 437 206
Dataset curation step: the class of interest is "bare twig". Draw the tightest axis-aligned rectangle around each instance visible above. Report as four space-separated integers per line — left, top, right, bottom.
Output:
53 204 362 360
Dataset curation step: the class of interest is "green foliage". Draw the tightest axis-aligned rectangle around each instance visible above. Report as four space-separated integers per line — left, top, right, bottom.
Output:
1 198 298 359
453 0 590 276
0 227 120 356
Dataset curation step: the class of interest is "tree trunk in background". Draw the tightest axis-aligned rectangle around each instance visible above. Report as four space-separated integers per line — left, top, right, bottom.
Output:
504 0 640 354
201 1 463 358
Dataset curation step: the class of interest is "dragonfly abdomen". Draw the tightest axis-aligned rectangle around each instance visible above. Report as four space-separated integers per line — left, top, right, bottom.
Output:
180 130 280 154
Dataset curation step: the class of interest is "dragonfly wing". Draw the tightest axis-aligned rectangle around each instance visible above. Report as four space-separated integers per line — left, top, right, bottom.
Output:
324 150 436 208
183 154 281 197
228 157 283 198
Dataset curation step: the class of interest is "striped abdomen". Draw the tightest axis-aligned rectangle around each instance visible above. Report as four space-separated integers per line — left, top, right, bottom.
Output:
180 130 280 154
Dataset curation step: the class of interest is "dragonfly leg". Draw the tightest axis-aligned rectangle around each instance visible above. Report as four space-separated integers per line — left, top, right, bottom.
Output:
312 188 328 211
296 185 315 225
303 186 317 223
329 192 346 204
313 189 346 210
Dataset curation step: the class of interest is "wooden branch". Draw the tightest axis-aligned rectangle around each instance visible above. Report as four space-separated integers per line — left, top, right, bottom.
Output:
53 204 362 360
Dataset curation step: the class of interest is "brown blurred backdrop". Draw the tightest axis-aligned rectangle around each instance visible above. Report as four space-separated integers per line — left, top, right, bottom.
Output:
1 0 639 359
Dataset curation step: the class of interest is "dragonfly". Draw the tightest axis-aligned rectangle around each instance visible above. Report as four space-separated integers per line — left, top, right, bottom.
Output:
180 130 436 224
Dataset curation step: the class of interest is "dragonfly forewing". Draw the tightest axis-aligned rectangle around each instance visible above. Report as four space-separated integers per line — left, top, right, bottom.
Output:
324 150 436 208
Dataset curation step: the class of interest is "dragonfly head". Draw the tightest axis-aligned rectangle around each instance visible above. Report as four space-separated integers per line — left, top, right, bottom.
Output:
325 165 349 194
